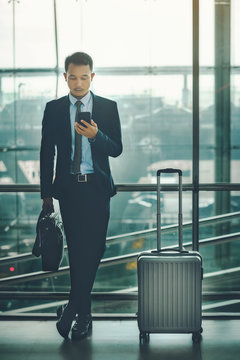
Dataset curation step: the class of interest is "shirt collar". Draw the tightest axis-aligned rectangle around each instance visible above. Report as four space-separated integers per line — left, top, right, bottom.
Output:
69 91 91 106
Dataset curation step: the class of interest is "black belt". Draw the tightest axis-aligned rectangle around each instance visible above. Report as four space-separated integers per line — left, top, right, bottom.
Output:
70 173 95 183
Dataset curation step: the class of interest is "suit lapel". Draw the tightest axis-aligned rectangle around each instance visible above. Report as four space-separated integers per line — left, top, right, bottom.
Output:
91 92 102 124
59 96 72 152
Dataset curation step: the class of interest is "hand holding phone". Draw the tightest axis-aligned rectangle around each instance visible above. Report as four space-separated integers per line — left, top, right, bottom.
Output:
77 112 91 128
75 112 98 139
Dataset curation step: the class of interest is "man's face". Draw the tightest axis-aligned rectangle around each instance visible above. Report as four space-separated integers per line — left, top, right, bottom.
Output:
64 63 95 99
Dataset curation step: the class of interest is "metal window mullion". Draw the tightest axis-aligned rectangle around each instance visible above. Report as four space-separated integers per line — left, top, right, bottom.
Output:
192 0 200 251
53 0 59 98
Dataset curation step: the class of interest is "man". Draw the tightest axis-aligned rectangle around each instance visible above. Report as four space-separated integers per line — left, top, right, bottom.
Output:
40 52 122 340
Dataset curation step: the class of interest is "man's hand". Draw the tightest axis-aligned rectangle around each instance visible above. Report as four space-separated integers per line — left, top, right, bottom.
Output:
75 119 98 139
42 197 54 213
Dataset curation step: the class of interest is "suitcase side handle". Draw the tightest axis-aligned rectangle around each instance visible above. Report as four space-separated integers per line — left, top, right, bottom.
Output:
157 168 183 252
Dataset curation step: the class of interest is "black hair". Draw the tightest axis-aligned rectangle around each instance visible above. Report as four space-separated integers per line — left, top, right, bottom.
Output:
64 52 93 72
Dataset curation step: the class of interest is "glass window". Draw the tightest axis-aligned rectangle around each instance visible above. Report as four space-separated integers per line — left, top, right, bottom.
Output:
0 1 13 68
199 0 214 66
200 0 240 184
149 0 192 66
0 0 239 316
200 191 240 308
14 0 56 68
57 0 191 68
0 75 57 184
232 0 240 66
0 77 15 148
57 0 149 68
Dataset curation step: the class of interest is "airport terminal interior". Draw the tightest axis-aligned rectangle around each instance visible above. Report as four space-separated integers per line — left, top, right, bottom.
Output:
0 0 240 359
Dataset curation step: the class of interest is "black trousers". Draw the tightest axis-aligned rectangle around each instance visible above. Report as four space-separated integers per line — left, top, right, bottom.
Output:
59 176 110 317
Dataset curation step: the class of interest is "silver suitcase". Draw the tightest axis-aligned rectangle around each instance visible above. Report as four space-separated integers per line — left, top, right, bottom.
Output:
137 168 203 343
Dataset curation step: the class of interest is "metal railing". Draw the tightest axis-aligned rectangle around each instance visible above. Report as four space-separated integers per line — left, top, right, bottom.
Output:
0 211 239 268
0 185 240 318
0 231 239 286
0 210 239 318
1 183 240 192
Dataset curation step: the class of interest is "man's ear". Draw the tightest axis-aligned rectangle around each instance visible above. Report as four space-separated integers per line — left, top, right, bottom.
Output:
91 72 95 81
63 72 67 81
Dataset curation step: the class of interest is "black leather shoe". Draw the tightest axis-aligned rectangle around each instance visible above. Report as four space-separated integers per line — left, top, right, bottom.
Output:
57 304 78 321
71 314 92 341
56 304 67 320
56 305 75 339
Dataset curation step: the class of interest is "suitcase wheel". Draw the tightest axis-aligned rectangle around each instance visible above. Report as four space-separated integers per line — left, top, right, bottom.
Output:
192 331 202 343
139 332 150 344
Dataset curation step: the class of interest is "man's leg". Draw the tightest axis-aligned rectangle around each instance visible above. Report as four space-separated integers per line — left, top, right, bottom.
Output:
59 179 110 318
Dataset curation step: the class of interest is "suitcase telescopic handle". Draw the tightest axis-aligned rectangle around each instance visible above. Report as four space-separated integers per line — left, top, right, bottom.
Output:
157 168 183 252
157 168 182 176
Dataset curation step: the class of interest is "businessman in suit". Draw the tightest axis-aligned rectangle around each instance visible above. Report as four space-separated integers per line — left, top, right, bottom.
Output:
40 52 122 340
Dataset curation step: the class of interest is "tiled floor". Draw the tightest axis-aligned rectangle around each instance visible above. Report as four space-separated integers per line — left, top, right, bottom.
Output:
0 319 239 360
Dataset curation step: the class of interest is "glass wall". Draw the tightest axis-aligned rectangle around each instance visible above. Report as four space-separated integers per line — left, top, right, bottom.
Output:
0 0 193 248
198 0 240 315
0 0 239 314
199 0 240 185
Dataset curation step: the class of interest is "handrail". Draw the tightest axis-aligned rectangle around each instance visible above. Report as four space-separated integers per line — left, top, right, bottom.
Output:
0 232 239 286
0 211 239 266
0 183 240 192
0 291 240 301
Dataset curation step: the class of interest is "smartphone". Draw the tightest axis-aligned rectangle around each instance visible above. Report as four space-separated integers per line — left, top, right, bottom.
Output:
77 112 91 127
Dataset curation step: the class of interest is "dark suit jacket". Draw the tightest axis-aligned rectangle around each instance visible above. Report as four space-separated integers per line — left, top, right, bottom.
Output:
40 92 122 199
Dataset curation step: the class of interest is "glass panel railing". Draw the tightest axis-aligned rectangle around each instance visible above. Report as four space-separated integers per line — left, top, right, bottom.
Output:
0 213 239 315
1 209 239 275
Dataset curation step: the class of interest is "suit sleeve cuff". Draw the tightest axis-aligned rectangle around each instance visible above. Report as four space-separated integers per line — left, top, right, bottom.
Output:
88 137 96 143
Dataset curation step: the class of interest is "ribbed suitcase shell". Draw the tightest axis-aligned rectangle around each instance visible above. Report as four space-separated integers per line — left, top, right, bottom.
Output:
138 253 202 333
137 168 202 339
